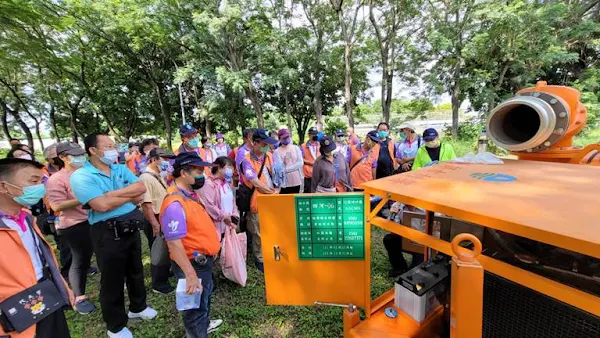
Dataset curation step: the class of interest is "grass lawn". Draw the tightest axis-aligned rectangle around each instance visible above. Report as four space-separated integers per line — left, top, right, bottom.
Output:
60 226 394 338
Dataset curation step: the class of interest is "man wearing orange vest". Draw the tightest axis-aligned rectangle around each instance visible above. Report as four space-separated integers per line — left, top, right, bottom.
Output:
176 124 201 156
300 127 320 193
240 129 278 272
159 152 224 337
346 127 360 147
349 131 380 191
0 158 74 338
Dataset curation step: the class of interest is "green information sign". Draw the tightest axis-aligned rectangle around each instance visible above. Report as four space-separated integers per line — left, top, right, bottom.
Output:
295 194 365 260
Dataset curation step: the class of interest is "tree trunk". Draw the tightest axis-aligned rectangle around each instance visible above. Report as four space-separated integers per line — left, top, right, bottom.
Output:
1 104 13 141
488 63 510 113
49 106 61 142
69 107 82 144
206 119 212 138
245 84 264 128
154 84 172 151
451 80 461 139
101 109 122 140
284 89 294 131
32 118 44 151
9 109 34 151
312 81 323 125
344 42 355 128
384 70 394 124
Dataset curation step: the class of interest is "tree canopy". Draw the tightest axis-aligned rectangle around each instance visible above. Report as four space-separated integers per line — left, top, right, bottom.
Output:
2 0 600 151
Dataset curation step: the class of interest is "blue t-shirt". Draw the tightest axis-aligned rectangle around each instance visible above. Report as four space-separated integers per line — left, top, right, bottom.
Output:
70 161 139 224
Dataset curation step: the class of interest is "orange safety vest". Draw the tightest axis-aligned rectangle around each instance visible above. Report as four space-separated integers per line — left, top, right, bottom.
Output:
160 186 220 258
0 213 72 338
301 141 320 178
242 152 273 213
349 144 378 189
126 153 141 174
198 148 217 176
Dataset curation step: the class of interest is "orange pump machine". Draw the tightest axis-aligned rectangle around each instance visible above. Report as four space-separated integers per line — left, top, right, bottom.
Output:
257 83 600 338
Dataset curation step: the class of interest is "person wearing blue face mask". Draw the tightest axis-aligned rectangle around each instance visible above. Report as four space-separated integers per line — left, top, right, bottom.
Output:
47 142 97 315
200 156 239 240
139 148 175 295
0 158 75 338
176 124 201 156
375 122 398 179
70 133 157 338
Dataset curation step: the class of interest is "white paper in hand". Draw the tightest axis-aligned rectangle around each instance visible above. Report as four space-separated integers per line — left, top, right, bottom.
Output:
175 278 202 311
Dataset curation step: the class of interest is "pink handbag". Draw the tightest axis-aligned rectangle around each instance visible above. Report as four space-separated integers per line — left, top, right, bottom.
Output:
221 227 248 286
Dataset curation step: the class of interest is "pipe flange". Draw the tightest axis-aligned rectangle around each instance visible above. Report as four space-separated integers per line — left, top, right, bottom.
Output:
518 92 570 152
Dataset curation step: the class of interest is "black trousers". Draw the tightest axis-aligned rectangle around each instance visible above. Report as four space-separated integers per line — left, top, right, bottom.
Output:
280 186 301 194
90 221 147 333
53 233 72 280
303 178 312 193
383 233 424 272
142 216 172 292
36 309 70 338
58 221 93 297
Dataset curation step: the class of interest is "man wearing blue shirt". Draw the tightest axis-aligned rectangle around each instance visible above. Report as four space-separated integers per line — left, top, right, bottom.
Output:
71 133 157 338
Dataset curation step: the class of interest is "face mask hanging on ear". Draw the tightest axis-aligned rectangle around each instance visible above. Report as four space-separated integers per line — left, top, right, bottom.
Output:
4 182 47 207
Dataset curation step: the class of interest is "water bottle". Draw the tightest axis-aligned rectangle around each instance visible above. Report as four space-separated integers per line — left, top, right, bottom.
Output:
175 278 202 311
478 129 488 154
193 251 208 265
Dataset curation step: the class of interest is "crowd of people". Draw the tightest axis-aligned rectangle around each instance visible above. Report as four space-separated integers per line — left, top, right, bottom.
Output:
0 121 455 338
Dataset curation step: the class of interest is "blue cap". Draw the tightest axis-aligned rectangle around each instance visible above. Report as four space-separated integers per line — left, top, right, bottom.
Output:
422 128 439 141
367 130 379 143
336 129 346 136
320 136 336 153
308 127 318 134
252 128 278 145
179 123 198 136
173 152 215 171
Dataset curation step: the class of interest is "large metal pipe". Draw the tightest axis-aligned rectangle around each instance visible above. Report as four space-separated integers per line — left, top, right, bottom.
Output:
486 83 577 154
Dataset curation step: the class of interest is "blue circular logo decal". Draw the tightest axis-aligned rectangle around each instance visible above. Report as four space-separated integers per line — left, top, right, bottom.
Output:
470 172 517 182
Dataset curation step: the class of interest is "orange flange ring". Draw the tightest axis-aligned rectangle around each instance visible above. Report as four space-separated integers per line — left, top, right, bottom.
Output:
451 233 482 262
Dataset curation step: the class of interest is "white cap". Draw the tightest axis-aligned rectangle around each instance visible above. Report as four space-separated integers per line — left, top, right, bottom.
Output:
398 122 417 132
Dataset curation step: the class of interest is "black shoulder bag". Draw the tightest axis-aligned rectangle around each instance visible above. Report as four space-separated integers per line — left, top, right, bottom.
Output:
0 218 67 333
236 156 267 212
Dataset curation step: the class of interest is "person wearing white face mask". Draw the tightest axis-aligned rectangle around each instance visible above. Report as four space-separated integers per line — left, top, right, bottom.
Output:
200 156 240 240
70 133 157 338
139 148 175 295
47 142 96 316
412 128 456 170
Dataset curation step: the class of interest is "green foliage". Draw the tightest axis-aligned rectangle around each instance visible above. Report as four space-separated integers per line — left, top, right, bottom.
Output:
323 118 347 137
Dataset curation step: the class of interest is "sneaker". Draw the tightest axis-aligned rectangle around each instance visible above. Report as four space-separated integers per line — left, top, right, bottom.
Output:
107 327 133 338
208 319 223 333
88 266 99 275
152 285 175 295
74 299 96 315
128 307 158 320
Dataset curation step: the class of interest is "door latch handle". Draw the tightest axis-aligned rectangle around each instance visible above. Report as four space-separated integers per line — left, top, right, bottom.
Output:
274 245 285 261
314 301 357 312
